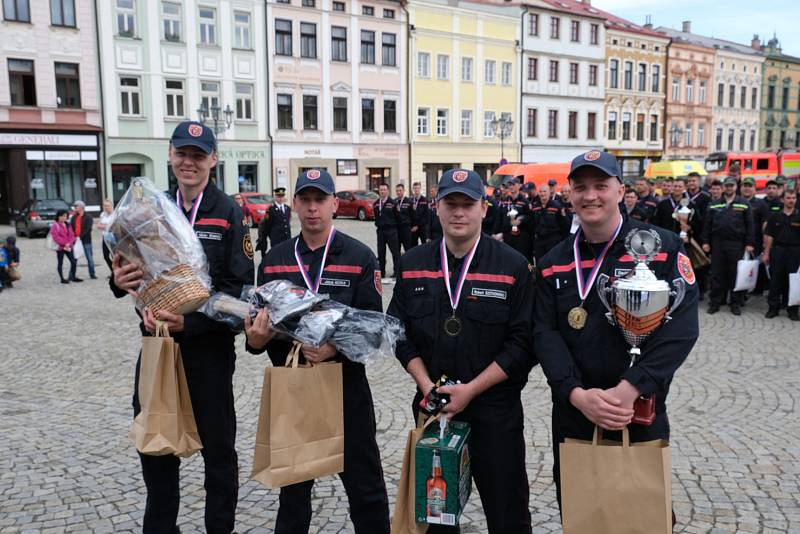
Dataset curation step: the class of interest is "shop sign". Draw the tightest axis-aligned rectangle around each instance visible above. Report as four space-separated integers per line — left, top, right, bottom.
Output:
84 178 98 189
304 148 321 156
217 149 267 160
45 151 81 161
0 133 97 147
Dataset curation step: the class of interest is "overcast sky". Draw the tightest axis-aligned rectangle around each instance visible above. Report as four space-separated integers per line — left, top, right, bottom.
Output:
592 0 800 58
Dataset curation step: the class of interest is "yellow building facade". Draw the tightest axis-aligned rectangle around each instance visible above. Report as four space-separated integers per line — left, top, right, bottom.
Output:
408 0 520 192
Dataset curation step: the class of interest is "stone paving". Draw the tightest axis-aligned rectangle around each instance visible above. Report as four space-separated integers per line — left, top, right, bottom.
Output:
0 218 799 533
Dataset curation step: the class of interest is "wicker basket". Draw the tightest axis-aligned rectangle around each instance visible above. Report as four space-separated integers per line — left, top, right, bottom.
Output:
139 263 210 315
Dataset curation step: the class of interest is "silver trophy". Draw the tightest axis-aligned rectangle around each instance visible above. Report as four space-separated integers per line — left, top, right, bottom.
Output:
672 198 693 240
596 229 686 425
507 207 520 236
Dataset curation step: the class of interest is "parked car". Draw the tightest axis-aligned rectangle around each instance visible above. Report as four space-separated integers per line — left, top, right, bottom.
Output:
13 198 71 237
334 190 378 220
240 192 274 227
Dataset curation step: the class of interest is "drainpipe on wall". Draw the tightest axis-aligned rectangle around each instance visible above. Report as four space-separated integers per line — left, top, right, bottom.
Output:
519 5 526 163
264 0 275 192
402 1 412 184
93 0 108 201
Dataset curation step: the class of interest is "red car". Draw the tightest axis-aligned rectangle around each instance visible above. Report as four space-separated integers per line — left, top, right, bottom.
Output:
240 192 274 226
334 190 378 220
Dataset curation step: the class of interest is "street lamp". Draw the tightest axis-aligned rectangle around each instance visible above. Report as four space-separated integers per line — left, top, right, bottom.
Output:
491 115 514 163
197 103 234 135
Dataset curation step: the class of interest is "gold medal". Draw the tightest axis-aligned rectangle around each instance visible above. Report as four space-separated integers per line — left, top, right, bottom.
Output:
444 315 462 336
567 306 588 330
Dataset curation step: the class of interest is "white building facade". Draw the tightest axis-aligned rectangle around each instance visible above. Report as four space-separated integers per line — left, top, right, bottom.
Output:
710 47 764 153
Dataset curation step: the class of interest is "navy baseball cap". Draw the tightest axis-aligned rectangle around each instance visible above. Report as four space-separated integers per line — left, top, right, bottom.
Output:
501 175 520 186
567 150 622 182
170 121 217 154
437 168 484 201
295 168 335 195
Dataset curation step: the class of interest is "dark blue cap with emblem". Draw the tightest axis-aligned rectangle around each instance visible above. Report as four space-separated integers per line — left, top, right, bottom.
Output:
437 168 484 201
567 150 622 182
170 121 217 154
295 168 335 195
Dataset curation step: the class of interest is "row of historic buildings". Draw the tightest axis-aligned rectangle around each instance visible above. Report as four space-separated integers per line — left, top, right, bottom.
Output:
1 0 800 219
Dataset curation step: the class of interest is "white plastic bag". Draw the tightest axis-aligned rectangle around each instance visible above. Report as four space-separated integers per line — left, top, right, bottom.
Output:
73 238 85 260
734 251 759 292
46 232 59 251
789 266 800 307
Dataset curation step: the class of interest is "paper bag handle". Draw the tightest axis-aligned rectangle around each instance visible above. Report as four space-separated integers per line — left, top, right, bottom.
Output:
154 320 171 338
284 342 303 368
416 412 444 430
592 425 630 448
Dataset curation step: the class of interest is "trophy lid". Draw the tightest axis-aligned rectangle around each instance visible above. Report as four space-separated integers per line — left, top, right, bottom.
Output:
625 229 661 265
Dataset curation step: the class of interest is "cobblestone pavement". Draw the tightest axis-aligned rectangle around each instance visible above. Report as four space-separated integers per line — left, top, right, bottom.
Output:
1 218 799 533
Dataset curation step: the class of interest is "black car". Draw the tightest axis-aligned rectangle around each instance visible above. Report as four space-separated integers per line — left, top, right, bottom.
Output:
13 199 71 237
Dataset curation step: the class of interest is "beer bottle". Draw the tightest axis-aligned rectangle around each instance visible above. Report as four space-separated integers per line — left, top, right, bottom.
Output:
426 450 447 517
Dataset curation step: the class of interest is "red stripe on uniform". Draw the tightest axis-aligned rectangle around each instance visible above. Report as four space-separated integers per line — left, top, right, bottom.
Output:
618 252 668 263
263 264 362 275
263 265 302 274
195 218 231 229
540 260 598 278
466 273 515 284
402 270 443 279
324 265 362 274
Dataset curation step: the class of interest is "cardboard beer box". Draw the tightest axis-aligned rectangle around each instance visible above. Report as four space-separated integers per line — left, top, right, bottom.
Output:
414 420 472 526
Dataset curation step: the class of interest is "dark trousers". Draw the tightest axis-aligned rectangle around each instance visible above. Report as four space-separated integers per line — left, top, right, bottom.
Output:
132 341 239 534
710 239 746 307
415 391 532 534
504 231 534 263
376 228 401 277
102 241 113 271
275 365 389 534
534 236 562 264
56 250 77 281
411 227 427 247
767 245 800 311
398 224 413 253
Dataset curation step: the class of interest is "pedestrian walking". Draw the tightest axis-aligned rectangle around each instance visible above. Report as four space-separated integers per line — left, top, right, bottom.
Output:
97 199 115 271
50 210 79 284
71 200 97 279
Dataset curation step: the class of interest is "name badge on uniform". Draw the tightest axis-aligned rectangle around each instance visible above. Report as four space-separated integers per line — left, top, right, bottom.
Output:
196 231 222 241
320 277 350 288
470 287 507 300
614 268 631 278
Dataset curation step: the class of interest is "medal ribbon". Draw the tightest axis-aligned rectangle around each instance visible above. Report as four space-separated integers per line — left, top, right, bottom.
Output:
294 227 337 294
573 219 623 301
440 236 481 313
176 190 204 228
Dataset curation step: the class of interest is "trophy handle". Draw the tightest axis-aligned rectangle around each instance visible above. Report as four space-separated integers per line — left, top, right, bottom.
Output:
666 278 686 322
596 273 615 325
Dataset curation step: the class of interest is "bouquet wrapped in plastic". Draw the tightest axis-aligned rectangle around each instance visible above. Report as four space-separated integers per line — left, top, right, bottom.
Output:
104 177 211 314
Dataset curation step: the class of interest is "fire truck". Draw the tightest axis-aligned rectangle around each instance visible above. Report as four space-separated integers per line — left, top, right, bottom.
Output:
704 150 800 189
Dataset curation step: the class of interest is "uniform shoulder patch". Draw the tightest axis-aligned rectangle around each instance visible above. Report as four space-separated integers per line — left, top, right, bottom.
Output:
374 270 383 295
243 233 254 260
677 252 695 285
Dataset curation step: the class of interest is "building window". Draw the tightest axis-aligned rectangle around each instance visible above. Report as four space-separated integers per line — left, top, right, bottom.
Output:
275 0 289 3
717 83 724 106
727 129 734 150
527 108 537 137
485 60 495 84
550 16 559 39
590 23 599 45
50 0 75 26
362 98 375 132
570 20 579 42
716 128 723 150
437 54 449 80
417 108 429 135
781 86 789 110
672 78 680 101
587 112 596 139
164 79 184 117
300 23 317 59
484 111 496 137
461 110 472 137
766 130 773 147
384 100 396 133
302 95 317 129
333 97 348 131
382 33 396 66
198 7 216 45
383 8 394 18
751 87 758 109
729 84 736 107
739 129 746 151
234 11 251 48
360 30 375 64
162 2 181 41
547 110 558 138
119 76 140 115
362 5 373 15
568 111 577 139
589 64 597 86
527 57 537 81
336 159 357 176
462 57 473 82
302 0 315 6
686 123 693 147
549 60 558 82
608 111 617 140
3 0 30 22
637 63 646 92
236 83 253 121
699 81 706 104
670 122 679 147
651 65 660 92
116 0 135 36
417 52 430 78
622 112 631 140
331 26 347 61
636 113 645 141
740 86 747 109
686 79 694 103
54 62 80 108
609 59 618 89
502 62 512 86
569 62 578 84
332 1 344 11
528 13 538 36
436 109 448 136
200 81 219 112
750 130 756 151
767 86 775 108
698 123 705 147
238 163 257 193
275 19 292 56
623 61 632 90
277 94 293 129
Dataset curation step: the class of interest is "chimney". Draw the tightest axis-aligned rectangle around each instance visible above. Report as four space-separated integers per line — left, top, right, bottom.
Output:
751 34 761 50
643 15 652 30
583 0 591 5
682 20 691 33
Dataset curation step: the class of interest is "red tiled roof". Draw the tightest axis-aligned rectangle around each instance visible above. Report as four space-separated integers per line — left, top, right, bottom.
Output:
535 0 666 38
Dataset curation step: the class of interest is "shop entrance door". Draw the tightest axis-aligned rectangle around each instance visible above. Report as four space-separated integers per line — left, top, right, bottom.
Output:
111 164 142 204
0 152 8 224
423 163 458 195
367 167 389 191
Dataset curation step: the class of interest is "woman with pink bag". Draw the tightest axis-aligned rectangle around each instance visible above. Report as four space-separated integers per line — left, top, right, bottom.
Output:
49 209 81 284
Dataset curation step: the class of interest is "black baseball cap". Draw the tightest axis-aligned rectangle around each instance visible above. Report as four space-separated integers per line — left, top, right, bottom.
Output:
567 150 622 182
170 121 217 154
547 178 558 187
295 169 335 195
437 168 484 201
723 176 737 186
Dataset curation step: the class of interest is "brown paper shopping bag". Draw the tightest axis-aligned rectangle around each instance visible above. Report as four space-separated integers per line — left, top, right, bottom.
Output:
251 342 344 488
129 322 202 458
390 414 439 534
560 426 671 534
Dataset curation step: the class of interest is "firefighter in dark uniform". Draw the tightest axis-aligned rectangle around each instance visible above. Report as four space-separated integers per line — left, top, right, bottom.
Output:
635 178 658 223
701 176 755 315
388 168 535 534
395 183 414 252
111 121 254 533
428 186 443 242
763 188 800 320
482 192 498 236
410 181 430 247
764 179 783 214
372 183 401 278
244 169 390 534
620 188 648 222
534 150 699 511
532 182 568 262
687 172 711 297
257 187 292 255
492 176 534 261
652 178 694 234
741 177 770 294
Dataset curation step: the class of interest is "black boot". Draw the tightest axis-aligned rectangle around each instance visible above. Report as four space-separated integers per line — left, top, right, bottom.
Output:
730 304 742 316
707 304 720 314
765 307 779 319
61 278 70 284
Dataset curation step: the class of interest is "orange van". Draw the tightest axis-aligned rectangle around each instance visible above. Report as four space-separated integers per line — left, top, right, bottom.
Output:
489 162 571 190
704 152 780 189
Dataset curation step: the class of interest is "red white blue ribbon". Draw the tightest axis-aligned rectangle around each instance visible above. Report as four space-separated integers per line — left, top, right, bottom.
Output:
573 219 622 301
176 190 204 228
440 236 480 313
294 227 337 294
